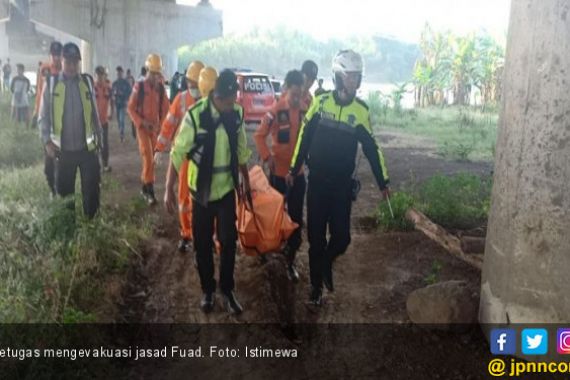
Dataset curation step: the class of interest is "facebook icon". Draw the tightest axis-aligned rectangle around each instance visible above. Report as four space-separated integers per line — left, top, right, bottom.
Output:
491 329 516 355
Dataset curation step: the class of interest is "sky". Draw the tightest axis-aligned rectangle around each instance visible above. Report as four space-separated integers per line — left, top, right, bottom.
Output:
178 0 512 43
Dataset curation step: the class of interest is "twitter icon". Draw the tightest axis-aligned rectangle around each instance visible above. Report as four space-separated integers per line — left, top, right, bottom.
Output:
522 329 548 355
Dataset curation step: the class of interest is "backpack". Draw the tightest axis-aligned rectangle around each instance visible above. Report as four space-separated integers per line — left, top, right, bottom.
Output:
136 80 165 120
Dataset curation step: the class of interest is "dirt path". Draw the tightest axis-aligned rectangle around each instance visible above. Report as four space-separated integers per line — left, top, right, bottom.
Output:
91 123 519 378
102 123 490 325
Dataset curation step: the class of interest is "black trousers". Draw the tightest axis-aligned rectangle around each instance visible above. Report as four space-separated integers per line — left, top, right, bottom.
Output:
55 150 101 219
192 191 237 294
270 173 305 261
101 123 109 167
307 178 352 289
44 151 56 195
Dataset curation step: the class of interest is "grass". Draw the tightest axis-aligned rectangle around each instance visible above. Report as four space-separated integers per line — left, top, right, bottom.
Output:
367 92 499 162
0 95 153 323
377 172 493 231
0 94 43 167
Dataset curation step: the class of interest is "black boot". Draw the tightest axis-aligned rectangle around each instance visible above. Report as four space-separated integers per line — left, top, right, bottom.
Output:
177 238 191 253
282 245 299 283
146 184 157 206
223 291 243 315
287 263 300 283
200 292 215 313
140 184 149 199
308 286 323 306
323 258 334 292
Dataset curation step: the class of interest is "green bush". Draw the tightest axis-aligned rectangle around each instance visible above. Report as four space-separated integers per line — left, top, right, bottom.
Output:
417 173 492 229
376 191 416 231
376 172 492 231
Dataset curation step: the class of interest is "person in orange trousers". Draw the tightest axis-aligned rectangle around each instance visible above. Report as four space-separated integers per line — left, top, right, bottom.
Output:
34 41 63 197
127 53 170 205
154 60 204 252
164 66 218 256
253 69 308 282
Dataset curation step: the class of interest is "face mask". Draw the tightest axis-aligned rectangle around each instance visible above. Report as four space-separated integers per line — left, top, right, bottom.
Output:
190 88 200 99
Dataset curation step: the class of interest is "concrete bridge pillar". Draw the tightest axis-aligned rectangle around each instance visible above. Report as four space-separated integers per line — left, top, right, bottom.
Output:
480 0 570 324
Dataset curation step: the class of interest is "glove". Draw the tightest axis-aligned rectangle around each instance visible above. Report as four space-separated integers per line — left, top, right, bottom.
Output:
153 151 164 165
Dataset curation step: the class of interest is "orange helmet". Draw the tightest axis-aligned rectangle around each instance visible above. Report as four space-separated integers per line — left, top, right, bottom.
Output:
198 66 218 98
186 60 205 82
145 53 162 73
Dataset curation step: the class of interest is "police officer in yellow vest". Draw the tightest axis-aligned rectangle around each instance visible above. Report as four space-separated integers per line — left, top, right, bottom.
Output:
39 42 102 218
288 50 390 306
171 69 251 315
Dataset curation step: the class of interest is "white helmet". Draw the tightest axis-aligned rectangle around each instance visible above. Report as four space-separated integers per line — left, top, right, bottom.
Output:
332 49 363 91
332 49 364 75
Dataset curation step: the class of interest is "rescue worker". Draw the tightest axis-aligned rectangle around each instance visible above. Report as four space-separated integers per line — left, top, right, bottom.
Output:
169 69 252 315
39 42 103 218
301 59 318 107
127 53 170 205
157 60 205 252
288 50 390 305
253 69 308 282
95 66 114 172
35 41 63 197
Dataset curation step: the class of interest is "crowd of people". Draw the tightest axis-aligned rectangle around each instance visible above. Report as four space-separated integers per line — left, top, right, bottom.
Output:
27 40 391 315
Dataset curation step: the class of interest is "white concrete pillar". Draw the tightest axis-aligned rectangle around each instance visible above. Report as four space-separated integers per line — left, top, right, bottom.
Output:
480 0 570 324
80 39 93 74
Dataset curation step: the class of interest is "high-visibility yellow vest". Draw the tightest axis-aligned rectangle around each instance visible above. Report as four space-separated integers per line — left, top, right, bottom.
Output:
49 73 98 151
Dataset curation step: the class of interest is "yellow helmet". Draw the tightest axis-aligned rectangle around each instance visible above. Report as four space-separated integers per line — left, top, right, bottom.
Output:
198 66 218 98
186 60 205 82
145 53 162 73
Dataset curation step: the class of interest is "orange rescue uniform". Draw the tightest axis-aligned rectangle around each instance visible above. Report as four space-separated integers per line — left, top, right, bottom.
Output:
253 95 308 178
95 79 112 124
34 63 59 116
157 90 197 240
127 80 170 184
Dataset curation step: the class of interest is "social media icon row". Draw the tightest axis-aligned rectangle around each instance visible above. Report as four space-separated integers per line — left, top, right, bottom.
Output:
491 328 570 355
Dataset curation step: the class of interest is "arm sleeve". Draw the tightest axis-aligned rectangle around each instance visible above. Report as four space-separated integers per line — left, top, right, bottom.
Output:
170 112 196 173
87 76 103 146
289 100 320 174
253 111 273 161
160 94 182 140
34 75 44 115
38 82 51 144
159 89 170 125
127 82 143 128
237 118 252 165
355 116 389 190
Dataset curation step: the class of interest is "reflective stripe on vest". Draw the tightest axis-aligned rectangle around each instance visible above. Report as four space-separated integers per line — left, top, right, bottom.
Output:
187 98 244 193
51 75 96 151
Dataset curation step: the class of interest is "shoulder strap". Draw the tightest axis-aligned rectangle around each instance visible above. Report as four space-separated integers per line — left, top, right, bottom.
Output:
158 83 165 120
137 80 145 114
48 74 59 134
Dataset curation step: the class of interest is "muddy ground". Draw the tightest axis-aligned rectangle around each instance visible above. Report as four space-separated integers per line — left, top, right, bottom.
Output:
96 123 525 379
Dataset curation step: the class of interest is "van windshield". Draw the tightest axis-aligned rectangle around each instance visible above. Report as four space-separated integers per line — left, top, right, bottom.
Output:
243 76 273 94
